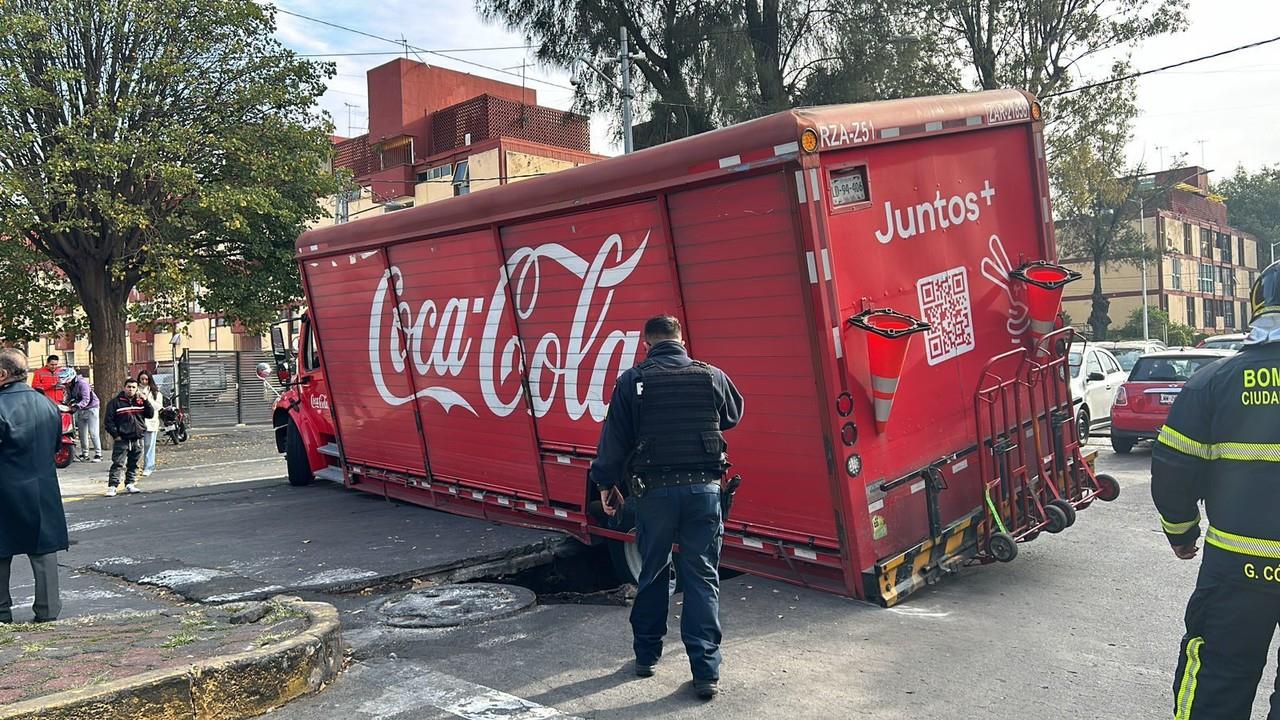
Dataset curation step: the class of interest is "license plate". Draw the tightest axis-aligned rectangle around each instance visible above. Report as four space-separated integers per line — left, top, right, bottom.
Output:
1159 394 1177 405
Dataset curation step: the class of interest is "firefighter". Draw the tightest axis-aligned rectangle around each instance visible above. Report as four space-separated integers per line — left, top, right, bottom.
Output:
591 314 744 700
1153 260 1280 720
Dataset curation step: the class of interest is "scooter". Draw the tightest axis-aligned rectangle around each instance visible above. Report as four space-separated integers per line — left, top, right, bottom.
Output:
54 404 76 469
159 404 189 445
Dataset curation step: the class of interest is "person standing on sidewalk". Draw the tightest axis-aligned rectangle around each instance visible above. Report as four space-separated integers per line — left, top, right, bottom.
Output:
136 371 163 477
0 348 67 624
103 378 153 497
61 367 101 462
29 355 62 404
590 315 744 701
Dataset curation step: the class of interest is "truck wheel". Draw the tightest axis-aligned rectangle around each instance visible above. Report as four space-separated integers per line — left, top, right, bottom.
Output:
608 538 643 585
1094 473 1120 502
285 419 313 487
1110 435 1134 454
989 533 1018 563
1049 499 1077 528
1076 408 1091 444
1043 503 1069 534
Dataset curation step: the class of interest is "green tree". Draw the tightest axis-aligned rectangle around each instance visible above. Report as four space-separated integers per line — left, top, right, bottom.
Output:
477 0 956 147
1216 166 1280 266
1113 306 1195 346
0 0 336 386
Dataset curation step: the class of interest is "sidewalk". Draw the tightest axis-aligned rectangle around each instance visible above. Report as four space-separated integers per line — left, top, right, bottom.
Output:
0 597 341 720
59 425 284 498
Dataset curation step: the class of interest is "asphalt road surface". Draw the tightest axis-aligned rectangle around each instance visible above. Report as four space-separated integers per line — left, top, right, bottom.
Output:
11 437 1277 719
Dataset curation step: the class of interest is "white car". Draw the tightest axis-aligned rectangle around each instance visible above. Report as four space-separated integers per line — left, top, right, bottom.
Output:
1068 344 1128 443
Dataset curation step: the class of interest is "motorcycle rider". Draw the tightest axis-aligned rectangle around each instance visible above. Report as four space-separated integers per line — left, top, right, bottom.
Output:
103 378 153 497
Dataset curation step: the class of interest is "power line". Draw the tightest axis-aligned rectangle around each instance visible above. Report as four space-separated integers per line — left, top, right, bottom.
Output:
1044 34 1280 98
272 7 576 92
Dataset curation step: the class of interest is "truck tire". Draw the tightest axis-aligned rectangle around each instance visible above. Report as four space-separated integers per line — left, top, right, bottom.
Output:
1110 435 1134 454
285 419 313 487
608 538 643 585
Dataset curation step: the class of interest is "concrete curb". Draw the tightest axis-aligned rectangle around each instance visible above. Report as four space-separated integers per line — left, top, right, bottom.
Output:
0 597 342 720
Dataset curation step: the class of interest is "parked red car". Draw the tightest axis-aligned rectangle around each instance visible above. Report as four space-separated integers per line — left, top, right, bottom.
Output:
1110 349 1235 453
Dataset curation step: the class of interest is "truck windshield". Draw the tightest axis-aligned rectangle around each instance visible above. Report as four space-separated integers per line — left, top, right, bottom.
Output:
1129 356 1220 382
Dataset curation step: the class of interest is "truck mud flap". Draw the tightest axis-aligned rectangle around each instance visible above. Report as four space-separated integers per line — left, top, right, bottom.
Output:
867 509 983 607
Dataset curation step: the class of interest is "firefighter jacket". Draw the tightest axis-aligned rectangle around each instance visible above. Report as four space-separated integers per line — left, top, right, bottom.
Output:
589 341 744 489
1152 340 1280 591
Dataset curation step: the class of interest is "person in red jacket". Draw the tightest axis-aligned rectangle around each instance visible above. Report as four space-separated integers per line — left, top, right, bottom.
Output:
28 355 62 404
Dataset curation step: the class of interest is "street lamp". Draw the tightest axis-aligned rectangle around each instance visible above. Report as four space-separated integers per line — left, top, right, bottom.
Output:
169 333 181 409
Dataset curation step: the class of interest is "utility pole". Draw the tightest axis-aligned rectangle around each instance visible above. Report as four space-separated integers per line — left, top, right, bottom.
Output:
1195 139 1207 167
1140 199 1149 340
343 102 359 138
619 26 634 153
1155 144 1166 171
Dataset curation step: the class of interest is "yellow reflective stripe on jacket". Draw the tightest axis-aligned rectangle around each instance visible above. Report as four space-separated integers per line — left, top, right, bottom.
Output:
1160 514 1200 535
1205 526 1280 559
1157 426 1212 459
1158 426 1280 462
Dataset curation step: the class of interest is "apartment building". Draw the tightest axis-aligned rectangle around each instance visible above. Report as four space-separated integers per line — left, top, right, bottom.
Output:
321 58 603 224
1062 167 1263 338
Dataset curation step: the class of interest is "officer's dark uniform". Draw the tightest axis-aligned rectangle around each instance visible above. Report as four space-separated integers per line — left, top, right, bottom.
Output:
1153 262 1280 719
590 339 744 686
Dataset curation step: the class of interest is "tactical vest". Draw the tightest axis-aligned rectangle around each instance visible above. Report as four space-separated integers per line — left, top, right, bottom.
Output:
631 360 726 474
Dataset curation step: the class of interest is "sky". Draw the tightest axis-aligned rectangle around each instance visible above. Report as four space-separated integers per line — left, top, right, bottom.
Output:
272 0 1280 179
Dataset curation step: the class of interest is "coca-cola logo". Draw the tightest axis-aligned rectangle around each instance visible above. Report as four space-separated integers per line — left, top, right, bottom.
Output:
369 231 649 421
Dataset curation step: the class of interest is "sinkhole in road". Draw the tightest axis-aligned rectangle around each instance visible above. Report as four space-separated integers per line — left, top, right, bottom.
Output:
480 544 635 607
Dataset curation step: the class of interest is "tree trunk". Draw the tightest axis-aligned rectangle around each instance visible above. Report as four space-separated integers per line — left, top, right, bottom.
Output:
68 263 132 400
745 0 788 114
1087 257 1111 340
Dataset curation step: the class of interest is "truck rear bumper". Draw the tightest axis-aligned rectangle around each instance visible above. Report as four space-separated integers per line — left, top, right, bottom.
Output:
867 509 984 607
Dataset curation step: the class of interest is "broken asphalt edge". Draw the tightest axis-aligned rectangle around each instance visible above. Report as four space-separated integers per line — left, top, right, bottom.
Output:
0 597 342 720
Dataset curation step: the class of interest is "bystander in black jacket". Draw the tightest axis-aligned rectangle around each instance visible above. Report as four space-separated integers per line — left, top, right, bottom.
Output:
104 391 152 441
0 380 68 558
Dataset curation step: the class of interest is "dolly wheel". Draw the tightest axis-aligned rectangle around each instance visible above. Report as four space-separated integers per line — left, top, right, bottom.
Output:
1049 499 1077 528
989 533 1018 563
1044 503 1070 534
1095 473 1121 502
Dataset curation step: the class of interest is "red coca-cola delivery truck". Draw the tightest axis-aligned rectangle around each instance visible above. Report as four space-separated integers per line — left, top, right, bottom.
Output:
267 89 1117 606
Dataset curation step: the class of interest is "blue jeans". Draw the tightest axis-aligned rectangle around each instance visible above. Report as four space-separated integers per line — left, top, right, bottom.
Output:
142 430 157 472
630 482 723 681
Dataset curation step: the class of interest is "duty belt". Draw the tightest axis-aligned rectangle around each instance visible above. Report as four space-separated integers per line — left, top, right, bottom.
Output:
628 469 722 498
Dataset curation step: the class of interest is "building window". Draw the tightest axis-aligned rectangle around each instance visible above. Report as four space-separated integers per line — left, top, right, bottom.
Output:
1224 301 1235 329
1200 228 1213 258
1198 263 1215 293
417 163 452 182
208 321 218 343
1218 232 1232 263
1187 298 1196 328
1183 223 1192 255
1243 301 1251 326
1170 257 1182 290
452 160 470 196
1239 236 1246 263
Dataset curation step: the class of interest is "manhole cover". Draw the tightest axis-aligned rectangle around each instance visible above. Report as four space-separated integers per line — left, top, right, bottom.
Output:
378 583 536 628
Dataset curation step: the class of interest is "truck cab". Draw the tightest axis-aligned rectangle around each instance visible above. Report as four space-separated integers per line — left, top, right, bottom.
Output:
268 315 338 486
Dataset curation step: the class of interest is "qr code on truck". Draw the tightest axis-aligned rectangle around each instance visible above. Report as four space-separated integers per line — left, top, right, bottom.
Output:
916 266 975 366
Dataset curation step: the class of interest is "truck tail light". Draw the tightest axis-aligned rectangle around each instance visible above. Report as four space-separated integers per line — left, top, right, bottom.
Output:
1114 386 1128 406
845 308 930 433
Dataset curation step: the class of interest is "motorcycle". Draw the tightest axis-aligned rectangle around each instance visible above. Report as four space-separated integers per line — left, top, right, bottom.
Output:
159 405 189 445
54 404 76 469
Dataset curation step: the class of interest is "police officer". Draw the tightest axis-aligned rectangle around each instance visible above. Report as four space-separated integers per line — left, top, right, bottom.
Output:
1154 260 1280 719
591 314 744 700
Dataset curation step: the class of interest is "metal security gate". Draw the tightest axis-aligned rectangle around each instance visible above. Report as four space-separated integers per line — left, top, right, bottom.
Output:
179 350 275 427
